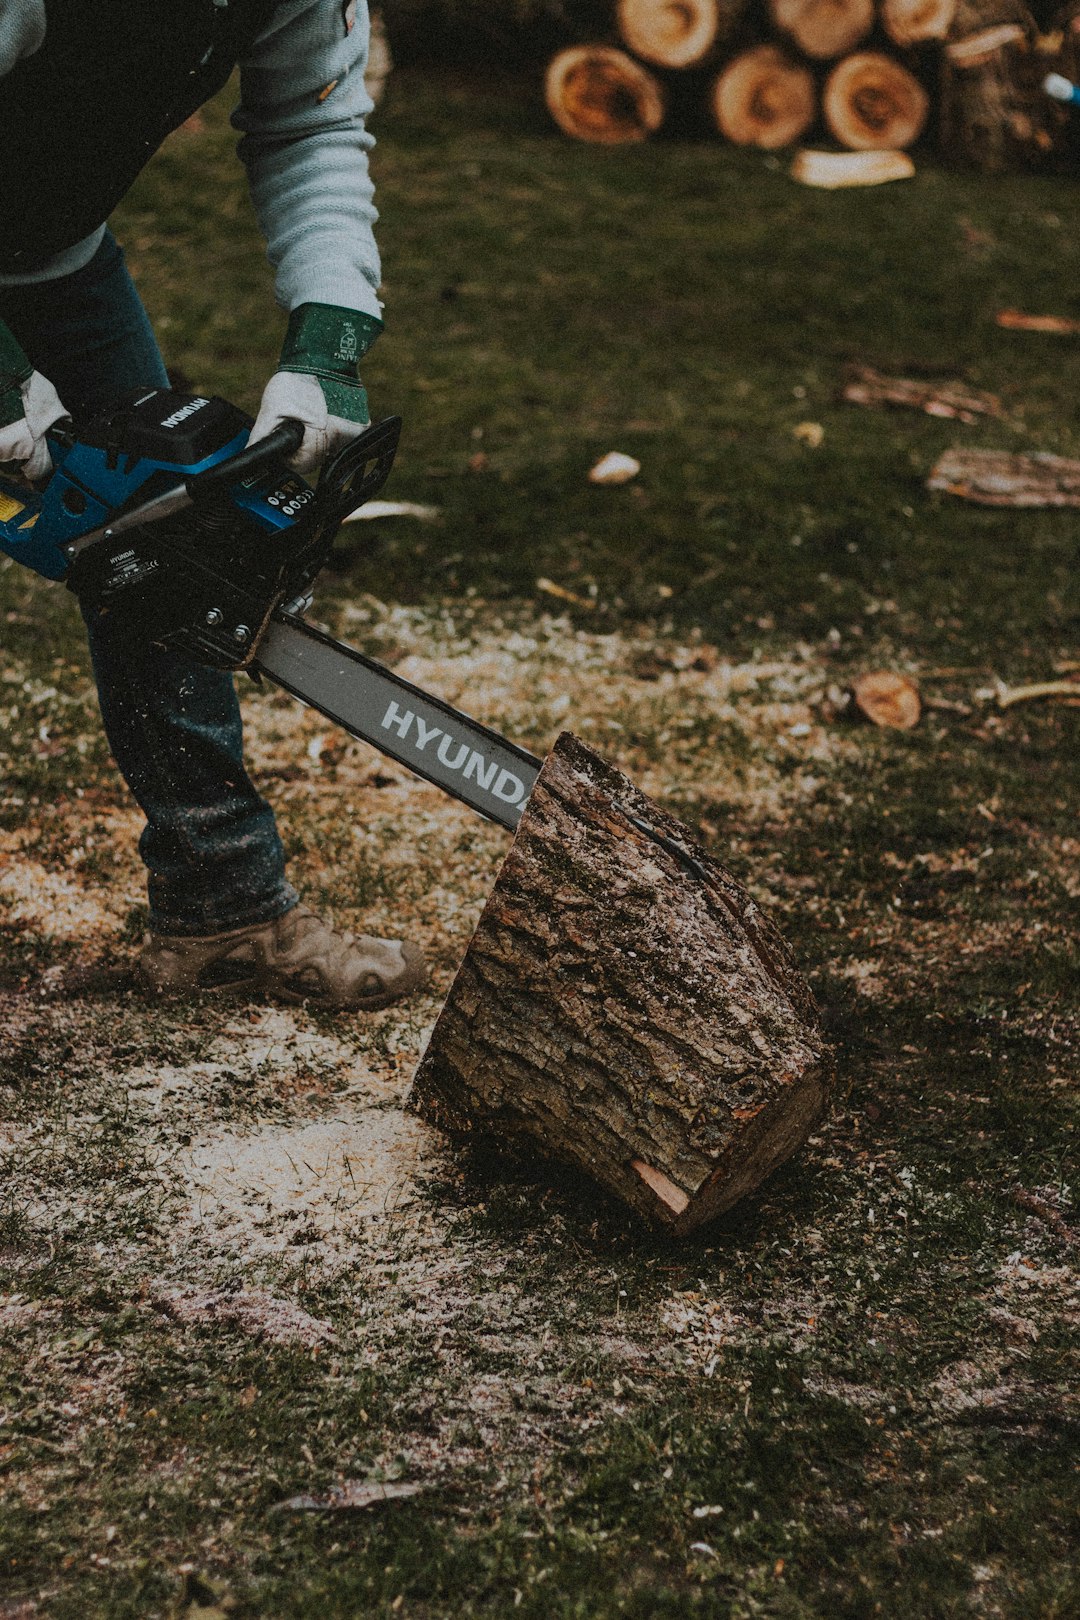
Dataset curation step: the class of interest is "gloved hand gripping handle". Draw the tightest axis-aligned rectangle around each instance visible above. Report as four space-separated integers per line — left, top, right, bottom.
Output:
188 418 304 497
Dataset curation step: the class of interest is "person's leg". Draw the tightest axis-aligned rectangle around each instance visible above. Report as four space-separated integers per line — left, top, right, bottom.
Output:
0 231 296 934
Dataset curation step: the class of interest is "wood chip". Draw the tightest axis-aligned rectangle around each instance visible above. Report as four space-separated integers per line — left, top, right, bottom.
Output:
996 678 1080 709
928 448 1080 507
275 1481 422 1513
536 577 596 609
851 671 921 729
344 500 441 522
791 148 915 188
793 421 825 446
995 309 1080 335
946 24 1026 66
588 451 641 485
841 365 1002 424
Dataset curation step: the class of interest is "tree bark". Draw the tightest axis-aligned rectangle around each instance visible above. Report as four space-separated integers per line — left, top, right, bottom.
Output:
881 0 957 47
938 3 1057 170
841 364 1003 421
544 45 666 143
408 732 829 1236
615 0 732 69
824 50 930 147
769 0 875 60
712 45 817 147
928 446 1080 505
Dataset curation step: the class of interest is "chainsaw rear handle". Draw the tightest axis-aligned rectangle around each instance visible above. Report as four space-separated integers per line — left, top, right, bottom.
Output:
188 417 305 497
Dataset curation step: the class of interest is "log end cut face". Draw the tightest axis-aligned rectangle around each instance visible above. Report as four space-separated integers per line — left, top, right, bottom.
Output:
770 0 876 61
617 0 721 70
408 732 830 1236
713 46 817 149
545 47 666 145
882 0 957 48
824 52 930 150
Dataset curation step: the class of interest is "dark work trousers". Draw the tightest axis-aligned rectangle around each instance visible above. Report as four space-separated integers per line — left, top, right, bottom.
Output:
0 231 297 935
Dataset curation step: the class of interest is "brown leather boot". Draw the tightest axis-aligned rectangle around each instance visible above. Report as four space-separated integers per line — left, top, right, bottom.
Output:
137 903 426 1010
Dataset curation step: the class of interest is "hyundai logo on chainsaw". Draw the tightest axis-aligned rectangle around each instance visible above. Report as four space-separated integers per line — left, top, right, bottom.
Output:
380 701 528 808
159 397 210 429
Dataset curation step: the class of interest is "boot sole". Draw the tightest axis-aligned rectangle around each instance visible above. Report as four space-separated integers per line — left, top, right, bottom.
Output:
137 941 427 1012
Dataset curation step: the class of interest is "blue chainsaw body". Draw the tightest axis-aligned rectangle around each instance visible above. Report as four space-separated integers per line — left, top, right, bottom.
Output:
0 387 400 669
0 390 539 828
0 398 286 581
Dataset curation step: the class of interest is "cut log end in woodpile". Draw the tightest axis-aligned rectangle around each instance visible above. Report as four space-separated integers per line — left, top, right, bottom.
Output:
542 0 1070 170
408 732 829 1236
824 51 931 148
713 45 817 148
545 46 666 145
881 0 957 48
791 147 915 185
769 0 875 60
616 0 724 70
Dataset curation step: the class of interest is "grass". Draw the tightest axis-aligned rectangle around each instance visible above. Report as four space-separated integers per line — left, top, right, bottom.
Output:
0 67 1077 1620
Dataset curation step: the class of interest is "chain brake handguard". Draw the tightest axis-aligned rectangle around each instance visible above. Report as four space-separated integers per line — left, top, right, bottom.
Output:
278 415 402 609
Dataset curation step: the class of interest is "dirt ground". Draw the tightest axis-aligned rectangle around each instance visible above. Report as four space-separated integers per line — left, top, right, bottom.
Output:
1 590 1077 1618
2 57 1079 1617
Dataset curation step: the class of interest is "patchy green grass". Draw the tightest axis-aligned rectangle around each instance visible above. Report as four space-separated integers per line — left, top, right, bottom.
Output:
1 68 1078 1620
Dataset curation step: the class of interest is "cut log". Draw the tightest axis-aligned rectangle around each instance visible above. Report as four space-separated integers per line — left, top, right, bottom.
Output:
823 51 931 148
928 446 1080 505
769 0 875 60
996 308 1080 333
939 3 1056 170
545 46 666 144
615 0 733 69
1059 1 1080 84
365 7 393 106
791 147 916 184
881 0 957 47
712 45 817 147
408 732 829 1236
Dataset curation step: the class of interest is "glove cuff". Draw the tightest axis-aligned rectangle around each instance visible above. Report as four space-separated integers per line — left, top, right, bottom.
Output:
0 321 34 427
278 303 383 384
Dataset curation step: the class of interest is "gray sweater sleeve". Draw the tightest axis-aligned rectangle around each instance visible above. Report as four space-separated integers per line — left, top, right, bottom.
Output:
0 0 45 76
233 0 383 321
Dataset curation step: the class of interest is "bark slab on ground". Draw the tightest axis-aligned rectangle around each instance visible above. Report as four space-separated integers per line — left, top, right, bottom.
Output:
408 733 829 1236
928 446 1080 505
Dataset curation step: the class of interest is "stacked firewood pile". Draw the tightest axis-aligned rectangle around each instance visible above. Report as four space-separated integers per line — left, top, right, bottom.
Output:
543 0 1080 172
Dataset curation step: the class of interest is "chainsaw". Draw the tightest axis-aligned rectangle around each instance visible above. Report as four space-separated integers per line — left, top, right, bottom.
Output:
0 387 540 828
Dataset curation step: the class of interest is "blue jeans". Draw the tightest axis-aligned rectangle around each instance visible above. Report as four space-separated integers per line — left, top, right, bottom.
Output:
0 232 297 935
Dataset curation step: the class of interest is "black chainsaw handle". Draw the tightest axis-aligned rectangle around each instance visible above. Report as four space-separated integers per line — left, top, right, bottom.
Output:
187 417 305 498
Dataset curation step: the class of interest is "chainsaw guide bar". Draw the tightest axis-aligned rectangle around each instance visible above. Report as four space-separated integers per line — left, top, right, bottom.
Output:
258 614 540 829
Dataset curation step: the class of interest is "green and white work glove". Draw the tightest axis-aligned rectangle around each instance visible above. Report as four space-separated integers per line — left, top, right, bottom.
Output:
250 303 382 476
0 320 68 483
